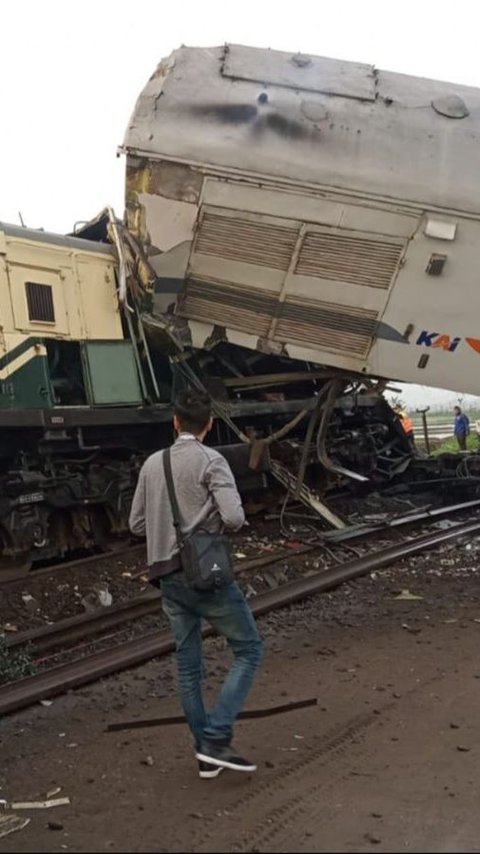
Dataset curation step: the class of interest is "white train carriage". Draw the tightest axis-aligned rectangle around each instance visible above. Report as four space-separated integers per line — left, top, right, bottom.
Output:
121 44 480 395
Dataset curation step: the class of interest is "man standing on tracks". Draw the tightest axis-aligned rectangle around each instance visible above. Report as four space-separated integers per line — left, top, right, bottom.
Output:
453 405 470 451
129 389 263 778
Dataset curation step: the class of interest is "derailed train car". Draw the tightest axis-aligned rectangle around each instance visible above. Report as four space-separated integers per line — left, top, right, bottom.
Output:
122 44 480 394
0 216 408 572
3 43 479 571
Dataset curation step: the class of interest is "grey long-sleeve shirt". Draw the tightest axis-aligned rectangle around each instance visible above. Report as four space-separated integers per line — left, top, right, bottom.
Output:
129 433 245 580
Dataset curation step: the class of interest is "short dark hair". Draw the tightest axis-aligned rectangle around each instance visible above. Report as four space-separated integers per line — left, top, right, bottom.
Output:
173 389 212 434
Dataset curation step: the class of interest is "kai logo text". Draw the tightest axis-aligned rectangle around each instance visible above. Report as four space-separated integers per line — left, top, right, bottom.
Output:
416 330 480 354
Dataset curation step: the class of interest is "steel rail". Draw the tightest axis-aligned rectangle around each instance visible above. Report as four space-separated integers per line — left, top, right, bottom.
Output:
0 544 146 587
1 516 480 717
6 592 158 654
5 547 312 654
323 497 480 542
5 500 480 654
3 497 478 586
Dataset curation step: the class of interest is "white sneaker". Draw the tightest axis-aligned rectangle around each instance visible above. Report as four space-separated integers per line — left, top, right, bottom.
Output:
198 760 224 779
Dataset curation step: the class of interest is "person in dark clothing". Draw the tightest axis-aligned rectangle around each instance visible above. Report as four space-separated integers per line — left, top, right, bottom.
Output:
129 390 263 778
453 405 470 451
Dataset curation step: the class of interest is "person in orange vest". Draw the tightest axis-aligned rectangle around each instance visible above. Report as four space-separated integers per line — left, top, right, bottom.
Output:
394 404 415 445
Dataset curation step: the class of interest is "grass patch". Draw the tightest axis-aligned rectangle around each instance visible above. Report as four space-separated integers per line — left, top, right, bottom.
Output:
431 434 480 456
0 634 37 685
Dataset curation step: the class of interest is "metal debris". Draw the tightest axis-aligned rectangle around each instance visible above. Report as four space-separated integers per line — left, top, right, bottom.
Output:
107 697 318 732
0 814 30 839
394 590 424 601
10 798 70 810
270 460 344 529
46 788 62 798
81 583 113 612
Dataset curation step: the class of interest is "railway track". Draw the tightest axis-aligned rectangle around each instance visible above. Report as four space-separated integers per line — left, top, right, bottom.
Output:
2 513 480 717
3 495 480 589
5 496 480 657
0 543 147 587
4 546 312 655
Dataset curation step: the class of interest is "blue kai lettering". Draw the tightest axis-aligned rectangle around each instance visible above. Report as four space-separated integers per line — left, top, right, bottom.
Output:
416 330 438 347
416 331 461 352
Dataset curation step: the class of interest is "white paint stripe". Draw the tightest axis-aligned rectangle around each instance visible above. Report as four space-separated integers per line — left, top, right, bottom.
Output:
0 346 47 380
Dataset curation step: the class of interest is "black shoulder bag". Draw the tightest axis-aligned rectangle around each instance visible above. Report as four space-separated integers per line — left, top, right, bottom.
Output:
162 447 234 592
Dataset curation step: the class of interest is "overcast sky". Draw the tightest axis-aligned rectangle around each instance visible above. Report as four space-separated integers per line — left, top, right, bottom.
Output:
3 0 479 408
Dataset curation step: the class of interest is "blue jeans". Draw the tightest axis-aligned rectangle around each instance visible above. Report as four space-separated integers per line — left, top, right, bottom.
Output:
160 572 263 749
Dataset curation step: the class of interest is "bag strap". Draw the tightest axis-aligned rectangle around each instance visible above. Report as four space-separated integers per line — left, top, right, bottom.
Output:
163 448 184 550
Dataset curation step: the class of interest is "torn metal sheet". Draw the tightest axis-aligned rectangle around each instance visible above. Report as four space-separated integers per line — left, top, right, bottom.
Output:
271 461 345 529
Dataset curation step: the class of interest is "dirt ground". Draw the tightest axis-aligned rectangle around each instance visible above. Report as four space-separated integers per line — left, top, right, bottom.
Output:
2 547 480 854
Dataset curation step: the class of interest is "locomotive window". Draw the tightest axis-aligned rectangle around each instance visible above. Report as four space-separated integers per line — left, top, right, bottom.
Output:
25 282 55 323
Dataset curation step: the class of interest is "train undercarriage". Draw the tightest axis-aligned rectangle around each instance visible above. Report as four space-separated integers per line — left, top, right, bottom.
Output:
1 339 473 575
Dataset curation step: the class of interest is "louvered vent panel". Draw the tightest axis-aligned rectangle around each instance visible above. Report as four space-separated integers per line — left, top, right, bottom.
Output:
276 297 378 357
179 277 276 337
25 282 55 323
296 232 404 289
194 213 298 271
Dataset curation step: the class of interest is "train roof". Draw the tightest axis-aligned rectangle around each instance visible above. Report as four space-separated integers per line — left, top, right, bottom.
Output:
123 44 480 216
0 221 114 256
